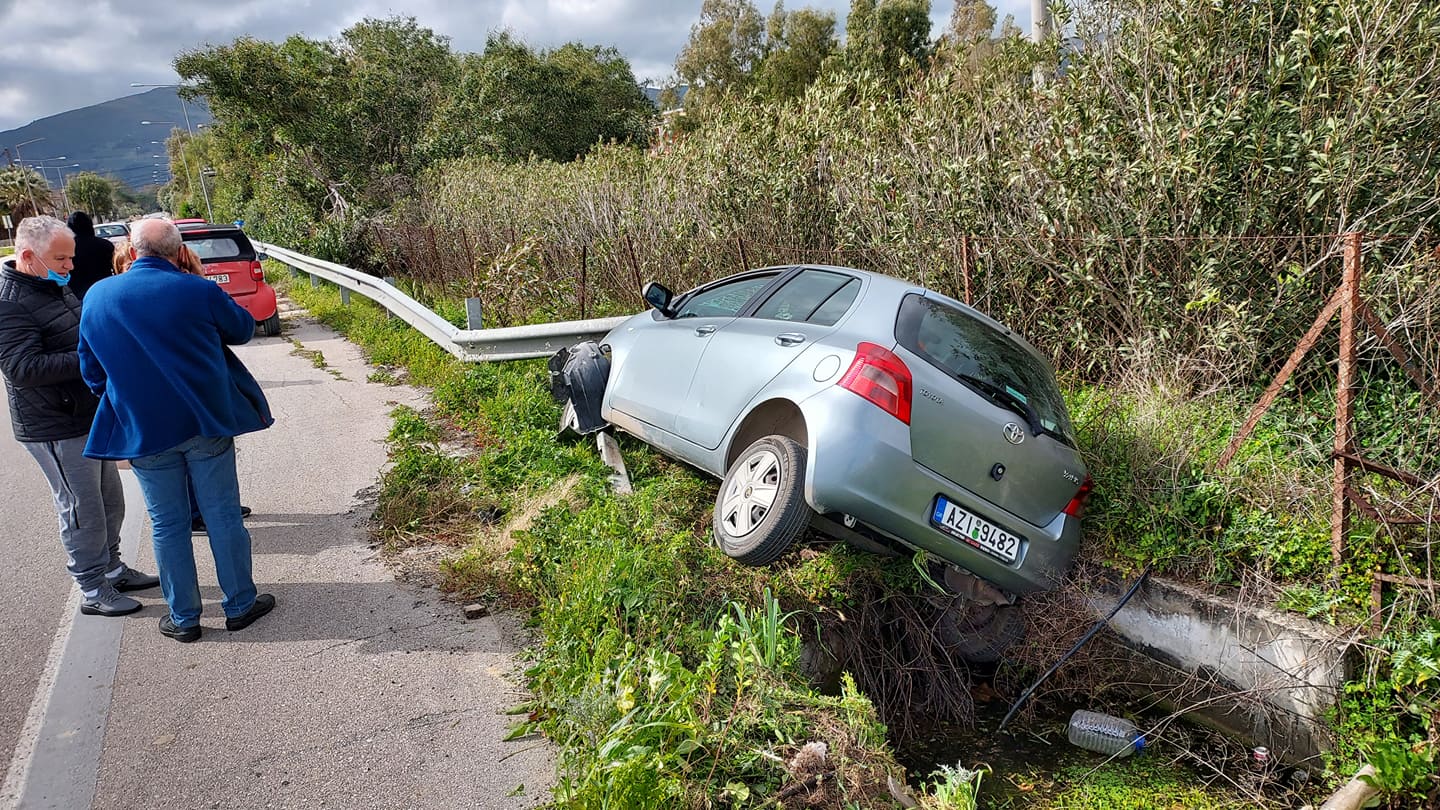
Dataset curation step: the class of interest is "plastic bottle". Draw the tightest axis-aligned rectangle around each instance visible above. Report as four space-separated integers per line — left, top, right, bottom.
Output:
1066 710 1145 758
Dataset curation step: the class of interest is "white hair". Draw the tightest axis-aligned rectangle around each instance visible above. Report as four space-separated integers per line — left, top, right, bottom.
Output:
15 215 71 255
130 218 182 259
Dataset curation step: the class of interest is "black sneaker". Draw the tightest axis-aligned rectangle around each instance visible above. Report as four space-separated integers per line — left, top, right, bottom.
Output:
192 505 254 534
159 616 201 643
225 593 275 631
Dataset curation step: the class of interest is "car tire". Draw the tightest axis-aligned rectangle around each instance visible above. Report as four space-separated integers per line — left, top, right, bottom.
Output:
260 312 281 337
713 436 811 566
937 601 1026 664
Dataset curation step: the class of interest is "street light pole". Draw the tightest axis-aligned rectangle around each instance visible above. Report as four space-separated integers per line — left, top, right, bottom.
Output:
133 82 214 221
141 121 208 219
12 137 46 214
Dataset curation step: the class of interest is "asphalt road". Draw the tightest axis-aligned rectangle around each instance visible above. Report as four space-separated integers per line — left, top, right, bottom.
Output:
0 313 554 809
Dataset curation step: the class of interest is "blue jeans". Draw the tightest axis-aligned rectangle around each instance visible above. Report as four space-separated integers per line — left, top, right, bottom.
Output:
130 435 257 628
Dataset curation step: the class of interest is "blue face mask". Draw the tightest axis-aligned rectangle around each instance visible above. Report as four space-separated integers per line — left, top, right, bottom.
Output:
36 258 70 287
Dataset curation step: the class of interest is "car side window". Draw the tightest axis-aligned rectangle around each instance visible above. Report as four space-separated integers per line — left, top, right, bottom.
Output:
752 270 860 326
675 274 779 319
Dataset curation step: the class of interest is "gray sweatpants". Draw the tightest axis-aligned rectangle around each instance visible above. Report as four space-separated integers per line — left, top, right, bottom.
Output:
23 435 126 593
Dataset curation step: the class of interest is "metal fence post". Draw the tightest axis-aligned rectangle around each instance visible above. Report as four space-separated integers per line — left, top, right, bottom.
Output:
579 245 588 320
465 297 483 330
1331 232 1362 571
383 276 398 320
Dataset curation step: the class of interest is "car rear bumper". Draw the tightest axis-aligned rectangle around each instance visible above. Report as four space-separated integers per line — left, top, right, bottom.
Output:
229 281 278 322
799 386 1079 594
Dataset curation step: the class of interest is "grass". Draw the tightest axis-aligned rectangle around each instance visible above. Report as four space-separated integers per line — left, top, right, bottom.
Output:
269 264 1277 808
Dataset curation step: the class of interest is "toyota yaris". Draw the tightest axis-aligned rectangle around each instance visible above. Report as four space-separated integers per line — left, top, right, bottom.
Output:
552 265 1090 659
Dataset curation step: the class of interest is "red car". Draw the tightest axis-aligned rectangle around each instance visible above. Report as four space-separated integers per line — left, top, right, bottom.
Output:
176 220 280 336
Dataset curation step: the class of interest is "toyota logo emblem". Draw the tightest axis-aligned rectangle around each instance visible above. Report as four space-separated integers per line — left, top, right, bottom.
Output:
1003 423 1025 445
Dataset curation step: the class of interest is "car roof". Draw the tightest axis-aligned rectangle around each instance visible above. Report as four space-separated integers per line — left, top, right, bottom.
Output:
177 221 247 238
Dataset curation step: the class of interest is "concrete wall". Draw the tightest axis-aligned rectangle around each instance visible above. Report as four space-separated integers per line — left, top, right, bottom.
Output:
1086 572 1356 763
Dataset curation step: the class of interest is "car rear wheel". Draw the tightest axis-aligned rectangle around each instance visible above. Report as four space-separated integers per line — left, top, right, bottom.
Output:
259 312 281 337
713 436 810 565
936 601 1026 664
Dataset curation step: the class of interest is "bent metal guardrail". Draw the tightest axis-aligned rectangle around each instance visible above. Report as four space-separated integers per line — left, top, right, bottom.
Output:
257 242 629 363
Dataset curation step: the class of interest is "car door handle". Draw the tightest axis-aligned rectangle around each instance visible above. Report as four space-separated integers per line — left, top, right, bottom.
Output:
775 332 806 347
694 325 716 337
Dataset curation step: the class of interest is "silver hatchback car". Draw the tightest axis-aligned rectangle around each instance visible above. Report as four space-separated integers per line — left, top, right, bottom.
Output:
552 265 1090 651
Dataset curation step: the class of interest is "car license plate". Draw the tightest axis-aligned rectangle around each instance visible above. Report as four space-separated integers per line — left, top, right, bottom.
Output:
209 274 229 284
930 496 1022 563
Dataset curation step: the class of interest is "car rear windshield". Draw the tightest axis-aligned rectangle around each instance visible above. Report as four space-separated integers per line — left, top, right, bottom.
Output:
95 225 127 238
184 234 253 262
896 294 1075 445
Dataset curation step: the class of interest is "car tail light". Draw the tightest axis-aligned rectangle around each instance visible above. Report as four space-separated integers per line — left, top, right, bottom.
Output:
1063 475 1094 518
250 260 264 282
838 342 912 424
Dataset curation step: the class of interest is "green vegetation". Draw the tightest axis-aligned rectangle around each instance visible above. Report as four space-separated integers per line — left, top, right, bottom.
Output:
276 269 1270 807
63 172 119 220
209 0 1440 803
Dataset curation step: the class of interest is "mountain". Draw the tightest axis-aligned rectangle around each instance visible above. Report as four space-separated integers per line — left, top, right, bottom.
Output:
0 87 211 192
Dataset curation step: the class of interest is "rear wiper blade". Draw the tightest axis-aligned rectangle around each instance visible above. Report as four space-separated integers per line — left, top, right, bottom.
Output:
957 373 1044 437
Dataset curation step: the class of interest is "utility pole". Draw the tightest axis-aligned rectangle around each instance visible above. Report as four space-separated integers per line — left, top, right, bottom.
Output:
1031 0 1051 87
1031 0 1050 42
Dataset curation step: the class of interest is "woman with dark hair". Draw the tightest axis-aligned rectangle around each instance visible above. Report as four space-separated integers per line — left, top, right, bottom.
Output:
65 211 115 301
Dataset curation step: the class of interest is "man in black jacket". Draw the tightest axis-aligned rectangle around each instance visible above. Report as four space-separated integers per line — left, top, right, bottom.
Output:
0 215 157 615
65 211 114 301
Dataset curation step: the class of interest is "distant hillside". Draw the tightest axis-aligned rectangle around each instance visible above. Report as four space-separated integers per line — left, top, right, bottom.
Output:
0 87 211 192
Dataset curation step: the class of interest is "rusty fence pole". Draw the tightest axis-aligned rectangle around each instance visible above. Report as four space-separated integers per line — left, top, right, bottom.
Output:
1332 232 1362 571
579 245 588 320
624 234 644 298
960 234 974 305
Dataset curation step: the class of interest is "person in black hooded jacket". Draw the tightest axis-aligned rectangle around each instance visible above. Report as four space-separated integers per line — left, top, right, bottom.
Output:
65 211 114 301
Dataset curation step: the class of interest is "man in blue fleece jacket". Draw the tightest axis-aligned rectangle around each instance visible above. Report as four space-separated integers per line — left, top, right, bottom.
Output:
78 218 275 643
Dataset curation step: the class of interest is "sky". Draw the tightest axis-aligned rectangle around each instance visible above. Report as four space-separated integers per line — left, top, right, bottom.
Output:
0 0 1033 132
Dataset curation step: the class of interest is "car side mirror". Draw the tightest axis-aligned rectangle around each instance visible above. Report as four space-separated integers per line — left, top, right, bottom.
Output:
255 251 268 262
643 281 675 316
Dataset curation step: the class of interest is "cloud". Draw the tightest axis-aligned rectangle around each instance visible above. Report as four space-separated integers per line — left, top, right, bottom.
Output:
0 0 1033 131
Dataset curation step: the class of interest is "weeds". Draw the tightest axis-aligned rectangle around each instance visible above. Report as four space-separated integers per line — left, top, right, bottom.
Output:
276 267 1332 807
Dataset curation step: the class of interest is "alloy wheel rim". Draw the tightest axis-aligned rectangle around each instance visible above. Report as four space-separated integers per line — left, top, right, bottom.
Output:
720 449 782 538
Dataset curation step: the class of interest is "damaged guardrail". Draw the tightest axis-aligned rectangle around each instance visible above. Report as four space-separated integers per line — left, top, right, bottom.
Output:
256 242 629 363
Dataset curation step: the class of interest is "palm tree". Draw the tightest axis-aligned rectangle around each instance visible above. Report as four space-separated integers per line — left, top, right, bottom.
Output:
0 166 53 220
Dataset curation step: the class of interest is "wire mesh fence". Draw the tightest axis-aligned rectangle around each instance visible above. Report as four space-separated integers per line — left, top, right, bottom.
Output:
363 222 1438 623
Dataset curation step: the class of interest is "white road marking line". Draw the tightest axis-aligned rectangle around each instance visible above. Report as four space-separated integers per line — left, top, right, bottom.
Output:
0 470 144 810
0 588 79 809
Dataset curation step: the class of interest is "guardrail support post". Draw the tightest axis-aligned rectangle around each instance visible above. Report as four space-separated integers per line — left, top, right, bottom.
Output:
309 273 319 288
383 277 398 320
465 298 483 330
340 287 351 306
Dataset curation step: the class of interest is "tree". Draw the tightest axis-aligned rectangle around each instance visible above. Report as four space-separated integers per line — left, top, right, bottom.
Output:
176 16 459 217
936 0 998 75
948 0 997 44
424 34 653 164
676 0 766 107
65 173 117 219
0 166 53 219
874 0 932 79
756 4 838 100
844 0 881 73
839 0 931 83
